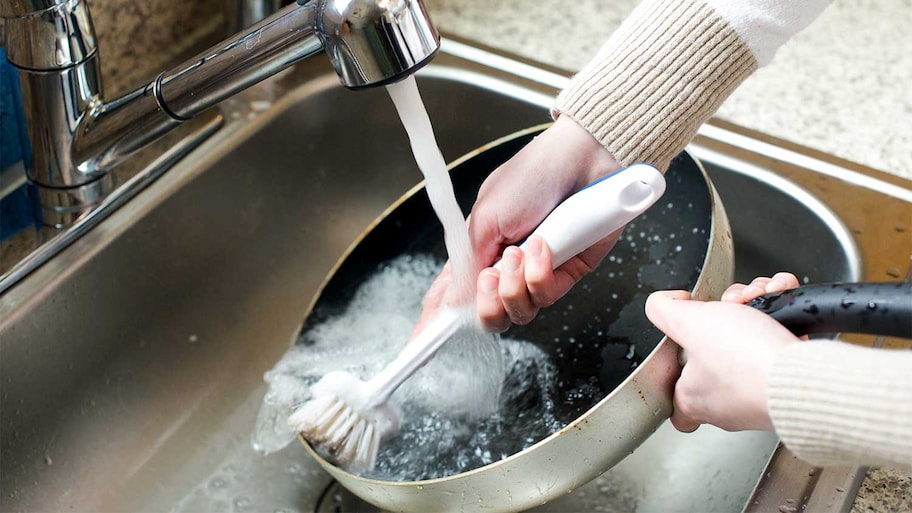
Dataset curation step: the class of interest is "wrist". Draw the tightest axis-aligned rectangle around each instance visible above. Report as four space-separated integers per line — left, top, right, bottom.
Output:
551 115 621 187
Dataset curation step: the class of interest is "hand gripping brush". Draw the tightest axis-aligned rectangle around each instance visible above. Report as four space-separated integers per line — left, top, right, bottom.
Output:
288 163 667 472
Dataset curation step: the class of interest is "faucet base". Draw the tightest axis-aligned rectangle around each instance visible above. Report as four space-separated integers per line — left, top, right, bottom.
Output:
28 175 116 229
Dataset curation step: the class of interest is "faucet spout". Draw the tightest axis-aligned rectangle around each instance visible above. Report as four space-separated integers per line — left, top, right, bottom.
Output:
1 0 439 226
314 0 440 89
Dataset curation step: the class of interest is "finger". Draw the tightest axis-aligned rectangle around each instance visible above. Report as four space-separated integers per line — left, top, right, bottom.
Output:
748 276 771 287
723 274 797 304
557 229 622 285
644 290 693 336
768 272 800 292
670 401 701 433
522 236 560 308
498 247 537 325
743 275 779 302
740 284 767 301
411 264 452 337
648 290 755 354
477 269 511 332
721 283 749 303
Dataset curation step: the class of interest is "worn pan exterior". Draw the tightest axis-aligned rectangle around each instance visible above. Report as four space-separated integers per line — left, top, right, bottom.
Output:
298 125 734 512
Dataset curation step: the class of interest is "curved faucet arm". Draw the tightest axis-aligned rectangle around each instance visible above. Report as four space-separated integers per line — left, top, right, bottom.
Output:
73 3 322 176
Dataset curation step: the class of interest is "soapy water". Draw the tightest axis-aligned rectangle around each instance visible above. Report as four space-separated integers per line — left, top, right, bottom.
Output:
252 254 571 481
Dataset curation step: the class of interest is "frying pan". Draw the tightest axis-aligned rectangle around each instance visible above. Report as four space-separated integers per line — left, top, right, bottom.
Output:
291 125 908 512
291 124 733 511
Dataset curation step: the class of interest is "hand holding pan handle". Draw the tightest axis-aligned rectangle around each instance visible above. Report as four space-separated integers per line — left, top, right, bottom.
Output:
747 281 912 339
677 281 910 368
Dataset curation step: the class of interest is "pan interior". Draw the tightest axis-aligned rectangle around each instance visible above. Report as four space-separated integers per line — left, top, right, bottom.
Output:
274 133 712 481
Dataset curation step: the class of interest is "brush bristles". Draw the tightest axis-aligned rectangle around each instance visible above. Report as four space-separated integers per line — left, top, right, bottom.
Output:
289 394 381 472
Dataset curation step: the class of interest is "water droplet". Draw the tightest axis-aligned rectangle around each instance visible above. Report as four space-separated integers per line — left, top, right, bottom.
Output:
233 496 251 510
209 476 227 491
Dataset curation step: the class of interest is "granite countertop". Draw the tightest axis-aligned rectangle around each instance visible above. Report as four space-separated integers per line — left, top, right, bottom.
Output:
425 0 912 181
423 0 911 510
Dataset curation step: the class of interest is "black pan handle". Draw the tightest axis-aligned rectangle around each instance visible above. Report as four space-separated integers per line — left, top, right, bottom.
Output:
747 281 912 339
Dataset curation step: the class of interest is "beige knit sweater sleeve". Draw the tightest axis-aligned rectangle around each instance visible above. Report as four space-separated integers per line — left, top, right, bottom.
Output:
768 341 912 469
553 0 757 172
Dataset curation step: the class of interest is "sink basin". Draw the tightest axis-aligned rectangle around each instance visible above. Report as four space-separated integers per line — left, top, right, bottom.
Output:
0 43 864 512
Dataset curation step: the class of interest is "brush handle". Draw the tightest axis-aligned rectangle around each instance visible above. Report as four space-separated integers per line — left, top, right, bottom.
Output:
365 163 667 406
511 163 667 269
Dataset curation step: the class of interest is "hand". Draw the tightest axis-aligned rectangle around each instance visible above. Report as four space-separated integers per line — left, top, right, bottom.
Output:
413 115 623 335
644 273 802 432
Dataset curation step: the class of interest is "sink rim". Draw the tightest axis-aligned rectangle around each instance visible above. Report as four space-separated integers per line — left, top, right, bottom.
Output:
688 144 863 282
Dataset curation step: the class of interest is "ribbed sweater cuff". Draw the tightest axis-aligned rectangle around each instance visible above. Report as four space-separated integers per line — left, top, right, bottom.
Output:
553 0 757 172
768 341 912 469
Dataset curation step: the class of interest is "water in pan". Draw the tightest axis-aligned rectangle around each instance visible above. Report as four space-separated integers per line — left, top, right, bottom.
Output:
251 254 568 481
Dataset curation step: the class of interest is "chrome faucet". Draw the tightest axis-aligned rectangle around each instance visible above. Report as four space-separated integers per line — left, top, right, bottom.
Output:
1 0 439 227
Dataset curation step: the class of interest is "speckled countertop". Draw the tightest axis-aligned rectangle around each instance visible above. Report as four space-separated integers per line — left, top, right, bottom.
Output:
424 0 912 181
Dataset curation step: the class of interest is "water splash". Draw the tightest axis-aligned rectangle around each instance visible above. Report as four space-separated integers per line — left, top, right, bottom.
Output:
251 255 576 481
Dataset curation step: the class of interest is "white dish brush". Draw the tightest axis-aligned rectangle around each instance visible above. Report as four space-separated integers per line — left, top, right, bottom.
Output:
288 163 666 472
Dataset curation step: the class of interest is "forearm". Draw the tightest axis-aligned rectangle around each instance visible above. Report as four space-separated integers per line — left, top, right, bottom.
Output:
554 0 830 171
768 341 912 469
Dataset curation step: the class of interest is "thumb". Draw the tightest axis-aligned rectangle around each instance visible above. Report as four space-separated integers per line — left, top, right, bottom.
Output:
644 290 705 350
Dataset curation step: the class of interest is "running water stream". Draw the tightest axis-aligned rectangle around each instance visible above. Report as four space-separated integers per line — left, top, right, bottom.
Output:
380 75 505 420
385 76 476 303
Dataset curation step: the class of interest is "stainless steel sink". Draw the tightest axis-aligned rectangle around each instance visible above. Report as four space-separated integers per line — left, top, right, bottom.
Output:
3 40 904 513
